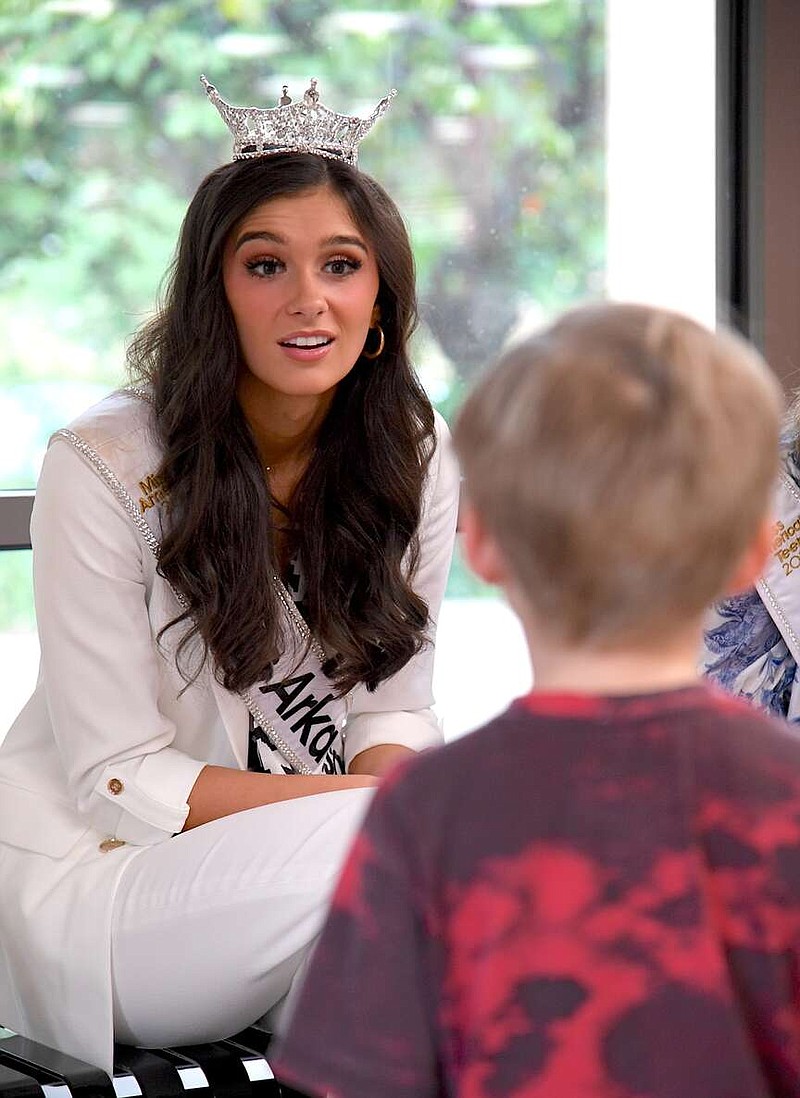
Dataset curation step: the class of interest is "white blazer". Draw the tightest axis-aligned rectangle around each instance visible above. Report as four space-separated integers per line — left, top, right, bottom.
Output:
0 391 460 1071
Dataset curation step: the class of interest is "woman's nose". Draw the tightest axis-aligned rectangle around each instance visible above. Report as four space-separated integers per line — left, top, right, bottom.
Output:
286 271 326 317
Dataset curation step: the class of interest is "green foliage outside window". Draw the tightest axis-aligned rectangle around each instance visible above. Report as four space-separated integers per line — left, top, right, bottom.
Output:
0 0 604 609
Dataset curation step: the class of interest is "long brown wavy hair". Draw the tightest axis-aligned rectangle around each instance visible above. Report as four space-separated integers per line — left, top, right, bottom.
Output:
128 154 436 695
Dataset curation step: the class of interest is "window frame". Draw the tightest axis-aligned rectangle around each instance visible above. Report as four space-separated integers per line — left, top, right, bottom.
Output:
717 0 764 350
717 0 800 392
0 493 34 551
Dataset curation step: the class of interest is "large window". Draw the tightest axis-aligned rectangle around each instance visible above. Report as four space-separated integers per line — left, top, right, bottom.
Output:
0 0 716 739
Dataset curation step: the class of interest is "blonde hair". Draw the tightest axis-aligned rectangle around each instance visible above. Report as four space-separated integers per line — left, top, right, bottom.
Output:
454 302 783 648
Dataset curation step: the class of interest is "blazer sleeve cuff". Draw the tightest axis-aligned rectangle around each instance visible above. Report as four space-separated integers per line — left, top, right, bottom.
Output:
87 749 206 845
343 709 444 769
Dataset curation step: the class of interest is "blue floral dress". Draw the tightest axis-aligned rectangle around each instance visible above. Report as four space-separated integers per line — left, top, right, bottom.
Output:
700 446 800 720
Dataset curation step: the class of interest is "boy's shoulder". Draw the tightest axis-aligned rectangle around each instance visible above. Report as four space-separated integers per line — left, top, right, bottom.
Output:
392 696 535 778
691 682 800 756
371 700 530 817
372 694 585 832
688 686 800 809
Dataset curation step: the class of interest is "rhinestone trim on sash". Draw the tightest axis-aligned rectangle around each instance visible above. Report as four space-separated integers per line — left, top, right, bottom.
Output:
124 383 152 404
272 574 326 664
57 430 161 558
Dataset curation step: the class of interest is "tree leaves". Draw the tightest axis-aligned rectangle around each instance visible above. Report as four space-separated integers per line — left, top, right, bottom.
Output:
0 0 604 478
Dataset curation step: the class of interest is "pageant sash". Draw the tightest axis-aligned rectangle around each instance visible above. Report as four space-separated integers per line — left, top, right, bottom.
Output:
757 470 800 694
54 407 348 777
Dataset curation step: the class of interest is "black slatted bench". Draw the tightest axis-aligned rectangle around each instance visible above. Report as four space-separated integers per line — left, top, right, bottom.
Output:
0 1027 308 1098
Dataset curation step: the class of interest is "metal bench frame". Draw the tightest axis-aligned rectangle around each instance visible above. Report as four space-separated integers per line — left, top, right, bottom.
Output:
0 1027 307 1098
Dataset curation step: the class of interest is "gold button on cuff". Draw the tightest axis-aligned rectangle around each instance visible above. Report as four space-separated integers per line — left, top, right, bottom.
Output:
99 838 126 853
107 778 124 795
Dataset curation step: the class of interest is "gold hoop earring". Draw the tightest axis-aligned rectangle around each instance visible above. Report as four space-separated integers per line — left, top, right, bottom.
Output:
362 324 385 360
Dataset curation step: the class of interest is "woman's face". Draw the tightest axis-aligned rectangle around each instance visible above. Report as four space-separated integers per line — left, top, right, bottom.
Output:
222 185 380 405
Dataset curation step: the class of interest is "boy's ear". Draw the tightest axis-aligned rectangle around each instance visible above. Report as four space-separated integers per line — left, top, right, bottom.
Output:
460 500 508 586
724 512 775 596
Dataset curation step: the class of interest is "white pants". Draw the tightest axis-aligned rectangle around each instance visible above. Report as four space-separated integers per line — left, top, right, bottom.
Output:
110 787 373 1047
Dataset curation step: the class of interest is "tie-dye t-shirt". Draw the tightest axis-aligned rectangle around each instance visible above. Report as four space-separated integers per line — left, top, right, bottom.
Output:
274 684 800 1098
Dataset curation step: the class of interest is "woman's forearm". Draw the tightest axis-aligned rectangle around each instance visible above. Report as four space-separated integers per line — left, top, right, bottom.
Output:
183 765 377 831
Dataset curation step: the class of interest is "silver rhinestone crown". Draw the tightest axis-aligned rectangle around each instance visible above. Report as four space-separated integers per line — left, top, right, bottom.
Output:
201 75 396 166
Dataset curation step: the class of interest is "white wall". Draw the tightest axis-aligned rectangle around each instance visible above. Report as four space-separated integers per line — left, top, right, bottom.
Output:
606 0 717 326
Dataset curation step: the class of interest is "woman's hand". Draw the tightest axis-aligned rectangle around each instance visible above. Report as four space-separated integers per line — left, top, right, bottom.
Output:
183 766 377 831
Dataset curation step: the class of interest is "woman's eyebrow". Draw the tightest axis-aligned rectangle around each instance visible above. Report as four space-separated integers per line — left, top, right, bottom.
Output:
233 231 369 253
234 229 284 251
322 234 369 253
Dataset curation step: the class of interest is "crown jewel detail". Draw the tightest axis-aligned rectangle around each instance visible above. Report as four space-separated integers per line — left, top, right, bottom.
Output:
201 75 396 166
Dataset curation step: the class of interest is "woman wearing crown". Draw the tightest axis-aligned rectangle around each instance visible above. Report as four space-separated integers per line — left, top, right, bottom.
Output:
0 79 459 1071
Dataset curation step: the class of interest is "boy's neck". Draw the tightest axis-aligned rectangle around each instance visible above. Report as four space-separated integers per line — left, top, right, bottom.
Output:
525 623 703 697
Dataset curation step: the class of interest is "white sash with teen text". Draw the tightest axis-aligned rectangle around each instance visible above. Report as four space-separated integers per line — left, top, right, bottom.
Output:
757 469 800 717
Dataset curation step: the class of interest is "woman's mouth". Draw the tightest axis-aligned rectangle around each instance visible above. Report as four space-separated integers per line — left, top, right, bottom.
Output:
279 335 334 349
277 334 335 361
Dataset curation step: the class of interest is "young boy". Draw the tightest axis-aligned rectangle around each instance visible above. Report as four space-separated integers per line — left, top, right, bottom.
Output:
272 303 800 1098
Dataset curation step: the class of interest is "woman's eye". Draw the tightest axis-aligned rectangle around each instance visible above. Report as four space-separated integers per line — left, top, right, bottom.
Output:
245 257 284 278
325 256 362 276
